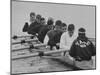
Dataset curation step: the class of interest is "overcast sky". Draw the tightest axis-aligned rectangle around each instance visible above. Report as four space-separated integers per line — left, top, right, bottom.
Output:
12 1 95 38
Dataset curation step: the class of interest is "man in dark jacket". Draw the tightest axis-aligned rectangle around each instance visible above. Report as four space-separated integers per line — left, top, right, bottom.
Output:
27 14 42 35
44 20 67 50
37 18 54 43
22 12 35 32
69 28 96 69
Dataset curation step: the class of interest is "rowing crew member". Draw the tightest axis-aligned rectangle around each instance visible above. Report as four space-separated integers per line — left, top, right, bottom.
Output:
60 24 77 56
23 12 41 35
37 18 54 43
27 14 42 35
22 12 36 32
44 20 67 50
69 28 96 69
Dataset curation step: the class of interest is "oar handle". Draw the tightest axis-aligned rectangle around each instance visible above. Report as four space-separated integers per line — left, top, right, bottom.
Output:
12 39 38 45
12 35 36 40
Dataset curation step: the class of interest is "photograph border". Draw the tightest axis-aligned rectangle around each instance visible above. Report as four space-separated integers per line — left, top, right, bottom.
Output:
10 0 96 75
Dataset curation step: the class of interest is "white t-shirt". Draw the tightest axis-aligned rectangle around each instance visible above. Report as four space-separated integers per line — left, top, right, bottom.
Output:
60 31 77 50
43 35 49 45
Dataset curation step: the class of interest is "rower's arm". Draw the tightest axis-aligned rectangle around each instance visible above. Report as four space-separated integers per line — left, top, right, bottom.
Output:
60 33 69 50
44 35 49 45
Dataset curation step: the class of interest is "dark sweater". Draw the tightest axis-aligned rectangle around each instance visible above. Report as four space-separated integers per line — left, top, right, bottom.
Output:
47 30 63 47
69 36 96 61
37 25 51 43
22 22 29 32
28 21 42 35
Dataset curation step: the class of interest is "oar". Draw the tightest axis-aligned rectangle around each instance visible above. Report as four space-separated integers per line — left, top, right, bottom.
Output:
12 35 36 40
12 49 68 60
12 49 83 70
12 39 38 45
12 44 46 52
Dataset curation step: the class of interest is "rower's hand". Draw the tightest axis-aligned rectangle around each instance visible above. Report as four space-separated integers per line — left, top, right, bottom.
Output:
56 43 60 46
36 33 38 36
46 45 50 49
67 55 74 61
52 47 57 50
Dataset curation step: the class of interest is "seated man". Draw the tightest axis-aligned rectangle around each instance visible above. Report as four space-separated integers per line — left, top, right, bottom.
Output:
69 28 96 69
22 12 35 32
40 17 46 26
37 18 54 43
29 12 36 23
61 23 67 32
27 14 42 35
55 23 67 47
44 20 67 50
60 24 77 56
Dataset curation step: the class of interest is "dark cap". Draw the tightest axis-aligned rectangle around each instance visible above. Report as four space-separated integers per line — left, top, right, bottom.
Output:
30 12 35 17
68 24 75 31
78 28 86 33
55 20 62 26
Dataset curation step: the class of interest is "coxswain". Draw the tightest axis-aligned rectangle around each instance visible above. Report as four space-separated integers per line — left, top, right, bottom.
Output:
69 28 96 69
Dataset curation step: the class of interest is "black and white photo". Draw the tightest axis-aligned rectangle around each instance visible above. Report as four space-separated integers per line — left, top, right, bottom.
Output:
11 0 96 74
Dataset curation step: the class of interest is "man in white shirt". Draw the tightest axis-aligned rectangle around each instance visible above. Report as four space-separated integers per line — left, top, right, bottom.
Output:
44 21 67 50
60 24 77 56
